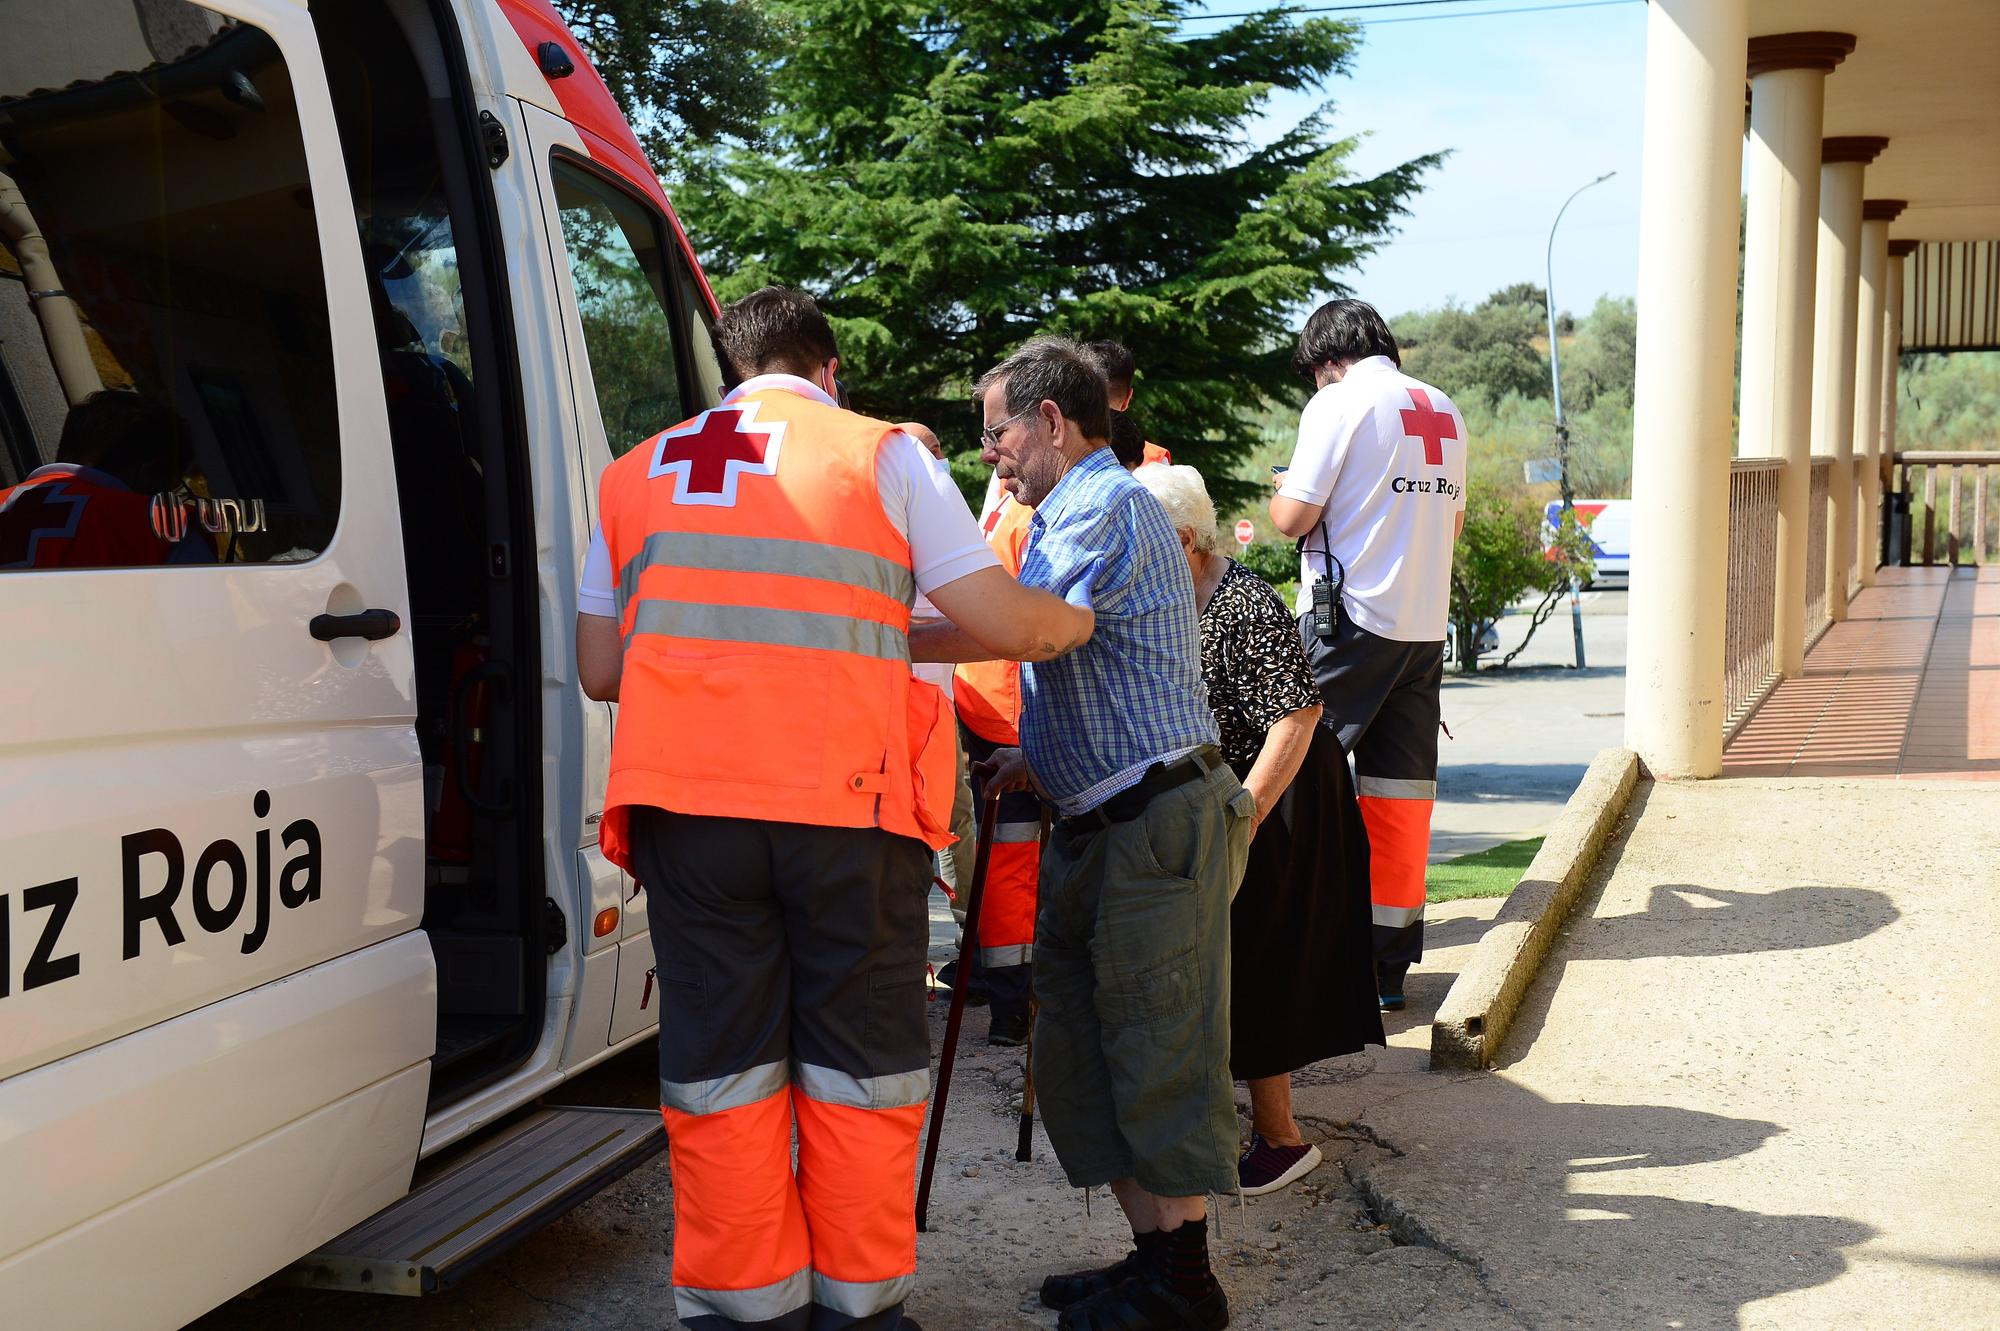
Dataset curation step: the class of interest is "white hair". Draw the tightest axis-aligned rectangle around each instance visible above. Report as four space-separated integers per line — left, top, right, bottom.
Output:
1134 463 1219 554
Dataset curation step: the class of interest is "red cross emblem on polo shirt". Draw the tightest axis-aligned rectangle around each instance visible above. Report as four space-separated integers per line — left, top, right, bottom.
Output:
1399 388 1457 466
0 480 86 568
647 401 785 506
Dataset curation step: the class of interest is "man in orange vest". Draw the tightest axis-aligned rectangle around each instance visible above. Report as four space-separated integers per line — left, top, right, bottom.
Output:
577 287 1093 1331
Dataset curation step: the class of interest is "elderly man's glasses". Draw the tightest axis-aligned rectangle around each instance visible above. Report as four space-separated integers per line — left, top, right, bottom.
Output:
980 405 1034 448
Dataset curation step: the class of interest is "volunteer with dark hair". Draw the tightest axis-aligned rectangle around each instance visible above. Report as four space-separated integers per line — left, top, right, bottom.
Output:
576 287 1092 1331
916 336 1253 1331
1267 298 1467 1012
1082 339 1170 465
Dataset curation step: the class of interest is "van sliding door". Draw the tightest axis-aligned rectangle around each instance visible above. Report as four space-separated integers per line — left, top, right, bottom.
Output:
0 2 432 1326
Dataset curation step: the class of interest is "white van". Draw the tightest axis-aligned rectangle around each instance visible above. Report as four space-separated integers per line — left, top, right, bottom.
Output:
0 2 724 1324
1544 498 1631 581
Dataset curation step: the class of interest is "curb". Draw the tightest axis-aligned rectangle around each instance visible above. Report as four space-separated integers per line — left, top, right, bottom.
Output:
1429 748 1641 1070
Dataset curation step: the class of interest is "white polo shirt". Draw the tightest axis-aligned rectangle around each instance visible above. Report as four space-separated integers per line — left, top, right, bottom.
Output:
1277 356 1467 643
579 375 996 707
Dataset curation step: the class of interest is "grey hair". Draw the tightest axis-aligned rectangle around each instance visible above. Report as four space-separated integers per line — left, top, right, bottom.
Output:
1133 463 1219 554
973 336 1112 441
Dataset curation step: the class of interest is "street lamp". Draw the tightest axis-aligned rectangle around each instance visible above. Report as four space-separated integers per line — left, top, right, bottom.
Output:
1544 169 1616 670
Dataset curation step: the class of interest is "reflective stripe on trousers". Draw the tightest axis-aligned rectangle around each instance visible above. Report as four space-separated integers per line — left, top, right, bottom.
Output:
1355 775 1433 966
963 735 1044 969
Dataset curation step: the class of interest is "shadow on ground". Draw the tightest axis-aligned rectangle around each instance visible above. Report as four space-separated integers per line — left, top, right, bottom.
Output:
1348 1078 1876 1330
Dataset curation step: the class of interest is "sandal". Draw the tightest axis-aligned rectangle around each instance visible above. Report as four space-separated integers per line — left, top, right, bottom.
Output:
1039 1250 1147 1310
1056 1273 1229 1331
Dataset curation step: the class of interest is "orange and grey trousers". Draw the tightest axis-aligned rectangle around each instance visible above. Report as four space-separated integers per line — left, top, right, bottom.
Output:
630 806 930 1331
959 728 1042 1017
1298 616 1444 966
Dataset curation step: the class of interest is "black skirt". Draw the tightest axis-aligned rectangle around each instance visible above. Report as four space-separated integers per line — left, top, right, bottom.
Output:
1228 725 1384 1080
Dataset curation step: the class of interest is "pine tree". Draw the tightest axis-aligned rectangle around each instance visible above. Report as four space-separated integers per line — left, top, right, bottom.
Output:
672 0 1439 493
556 0 775 166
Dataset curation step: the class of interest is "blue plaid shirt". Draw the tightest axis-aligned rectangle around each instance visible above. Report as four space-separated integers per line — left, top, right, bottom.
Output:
1018 447 1218 815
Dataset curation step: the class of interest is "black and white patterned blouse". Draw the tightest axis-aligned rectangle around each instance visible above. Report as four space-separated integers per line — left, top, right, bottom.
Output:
1198 559 1322 765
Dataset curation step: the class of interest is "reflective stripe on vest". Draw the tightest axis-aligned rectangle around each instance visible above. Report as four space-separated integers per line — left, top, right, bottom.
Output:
627 598 911 663
616 529 915 624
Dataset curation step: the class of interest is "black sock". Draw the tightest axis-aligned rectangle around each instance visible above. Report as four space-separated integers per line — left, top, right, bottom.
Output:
1134 1228 1169 1272
1156 1217 1218 1302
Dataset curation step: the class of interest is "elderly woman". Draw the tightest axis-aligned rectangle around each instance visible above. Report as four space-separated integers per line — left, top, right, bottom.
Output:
1135 463 1383 1196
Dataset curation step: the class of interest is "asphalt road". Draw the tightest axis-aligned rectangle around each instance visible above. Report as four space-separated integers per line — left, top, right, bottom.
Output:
1433 584 1627 858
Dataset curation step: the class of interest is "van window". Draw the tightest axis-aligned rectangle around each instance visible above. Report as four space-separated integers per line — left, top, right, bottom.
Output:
673 253 728 409
0 2 341 570
549 160 688 456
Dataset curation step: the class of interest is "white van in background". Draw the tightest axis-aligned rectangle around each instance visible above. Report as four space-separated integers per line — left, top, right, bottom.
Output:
0 1 725 1325
1545 498 1632 582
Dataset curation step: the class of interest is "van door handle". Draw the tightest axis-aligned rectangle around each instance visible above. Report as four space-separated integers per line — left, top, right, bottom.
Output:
309 609 402 642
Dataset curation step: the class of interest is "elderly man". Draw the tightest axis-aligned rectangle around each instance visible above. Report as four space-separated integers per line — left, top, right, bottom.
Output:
915 337 1252 1331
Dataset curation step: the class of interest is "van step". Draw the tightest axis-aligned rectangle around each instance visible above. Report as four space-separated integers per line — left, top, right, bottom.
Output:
280 1105 665 1296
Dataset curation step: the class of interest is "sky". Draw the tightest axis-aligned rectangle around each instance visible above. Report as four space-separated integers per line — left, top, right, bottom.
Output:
1186 0 1650 320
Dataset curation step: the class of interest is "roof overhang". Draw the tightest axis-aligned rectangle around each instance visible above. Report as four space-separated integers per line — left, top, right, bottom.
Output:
1750 0 2000 243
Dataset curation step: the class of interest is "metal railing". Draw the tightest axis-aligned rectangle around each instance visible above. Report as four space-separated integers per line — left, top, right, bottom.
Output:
1895 451 1999 566
1806 458 1832 643
1725 459 1783 729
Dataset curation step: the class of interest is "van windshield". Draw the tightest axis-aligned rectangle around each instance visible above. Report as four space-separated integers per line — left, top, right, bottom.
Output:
0 2 340 569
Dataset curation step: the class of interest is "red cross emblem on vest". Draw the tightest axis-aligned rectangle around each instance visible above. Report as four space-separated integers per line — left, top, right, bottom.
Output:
647 402 785 506
1398 388 1457 466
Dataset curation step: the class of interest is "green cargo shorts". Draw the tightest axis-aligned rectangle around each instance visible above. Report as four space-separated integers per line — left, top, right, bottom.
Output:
1030 761 1255 1198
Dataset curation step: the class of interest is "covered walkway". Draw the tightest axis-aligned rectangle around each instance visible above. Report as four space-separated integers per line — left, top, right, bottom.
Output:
1725 566 2000 778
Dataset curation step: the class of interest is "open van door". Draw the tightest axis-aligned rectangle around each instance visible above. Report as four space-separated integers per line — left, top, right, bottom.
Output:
0 2 432 1326
511 98 729 1055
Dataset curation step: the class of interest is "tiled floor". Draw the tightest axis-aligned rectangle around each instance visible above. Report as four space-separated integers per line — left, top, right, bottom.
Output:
1723 564 2000 779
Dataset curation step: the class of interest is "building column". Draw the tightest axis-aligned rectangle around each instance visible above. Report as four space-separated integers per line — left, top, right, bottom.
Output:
1809 136 1885 620
1738 34 1852 677
1853 199 1902 586
1881 240 1916 556
1625 0 1748 779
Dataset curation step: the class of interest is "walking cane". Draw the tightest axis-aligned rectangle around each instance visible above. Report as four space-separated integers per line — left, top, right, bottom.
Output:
1014 993 1038 1163
915 788 1001 1233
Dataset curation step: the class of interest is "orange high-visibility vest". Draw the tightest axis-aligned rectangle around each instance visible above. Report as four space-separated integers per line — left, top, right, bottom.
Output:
953 493 1034 745
597 388 956 871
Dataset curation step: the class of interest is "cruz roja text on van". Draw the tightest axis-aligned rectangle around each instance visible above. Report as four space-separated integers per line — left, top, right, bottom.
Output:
2 791 325 999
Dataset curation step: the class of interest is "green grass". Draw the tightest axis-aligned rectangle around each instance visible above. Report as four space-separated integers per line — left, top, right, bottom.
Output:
1427 836 1544 902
